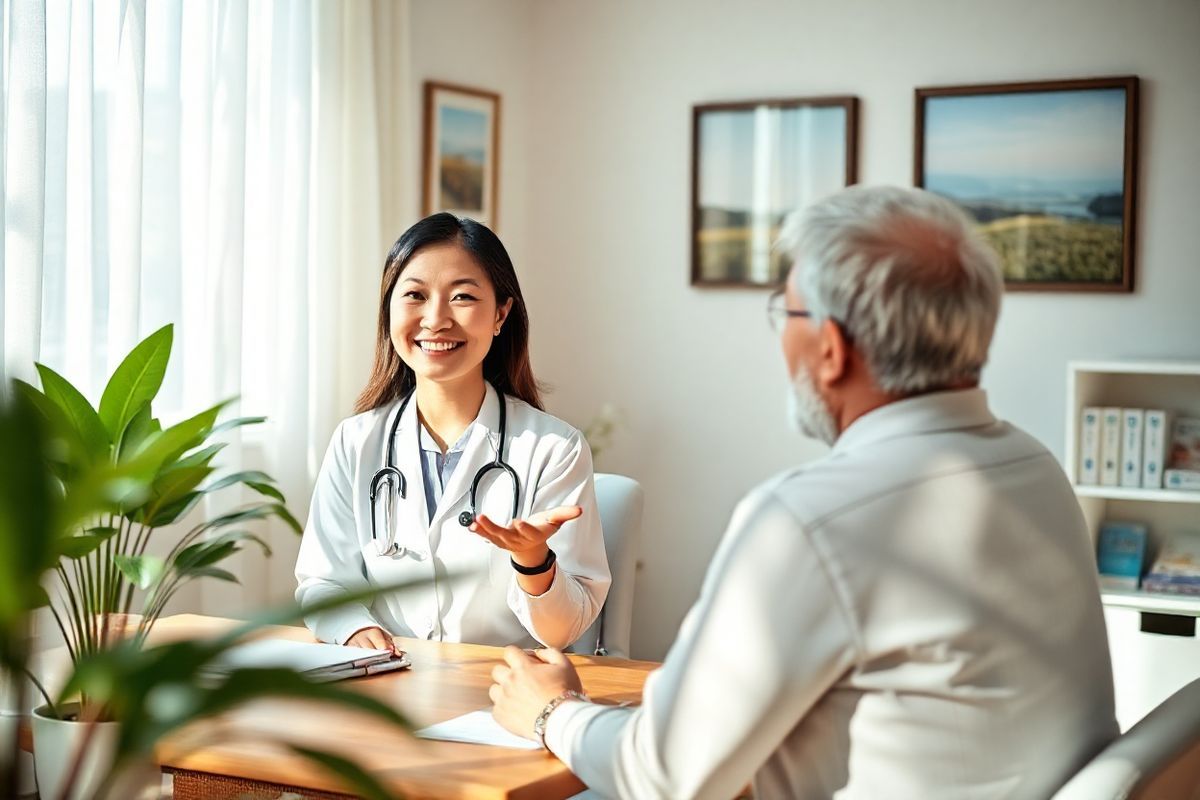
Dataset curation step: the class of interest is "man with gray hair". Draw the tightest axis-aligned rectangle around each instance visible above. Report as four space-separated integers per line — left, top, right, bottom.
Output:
490 185 1118 799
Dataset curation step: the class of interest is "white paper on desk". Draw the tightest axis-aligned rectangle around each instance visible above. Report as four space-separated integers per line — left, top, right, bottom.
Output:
416 708 542 750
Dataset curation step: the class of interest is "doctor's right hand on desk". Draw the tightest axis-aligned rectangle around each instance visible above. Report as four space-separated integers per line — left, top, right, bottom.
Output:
346 626 401 655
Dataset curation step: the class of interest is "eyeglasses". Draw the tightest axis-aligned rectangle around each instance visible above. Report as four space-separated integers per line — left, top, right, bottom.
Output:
766 288 813 333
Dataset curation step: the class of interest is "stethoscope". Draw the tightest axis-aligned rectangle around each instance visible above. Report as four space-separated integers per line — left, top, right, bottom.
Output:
369 385 521 557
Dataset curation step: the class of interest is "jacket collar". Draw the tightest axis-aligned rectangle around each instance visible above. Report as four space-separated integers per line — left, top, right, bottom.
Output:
426 382 504 531
830 388 996 457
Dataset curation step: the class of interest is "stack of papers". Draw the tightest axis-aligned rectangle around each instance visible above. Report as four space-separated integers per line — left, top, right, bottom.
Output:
203 639 411 683
416 709 541 750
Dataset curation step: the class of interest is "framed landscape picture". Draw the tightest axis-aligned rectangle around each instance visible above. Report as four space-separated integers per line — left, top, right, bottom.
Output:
915 76 1139 292
423 81 500 228
691 96 858 287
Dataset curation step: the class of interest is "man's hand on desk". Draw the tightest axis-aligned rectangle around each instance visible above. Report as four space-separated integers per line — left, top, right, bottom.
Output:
490 645 583 740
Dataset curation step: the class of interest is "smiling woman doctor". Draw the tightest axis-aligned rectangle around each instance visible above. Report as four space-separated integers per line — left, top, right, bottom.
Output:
295 213 610 653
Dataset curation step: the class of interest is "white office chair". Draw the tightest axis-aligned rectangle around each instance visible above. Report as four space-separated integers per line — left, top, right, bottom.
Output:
1051 677 1200 800
570 473 644 659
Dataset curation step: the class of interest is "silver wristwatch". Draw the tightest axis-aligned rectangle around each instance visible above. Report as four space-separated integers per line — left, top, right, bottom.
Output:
533 688 590 748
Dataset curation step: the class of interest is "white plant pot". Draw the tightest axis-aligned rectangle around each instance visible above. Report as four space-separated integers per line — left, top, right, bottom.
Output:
30 702 120 800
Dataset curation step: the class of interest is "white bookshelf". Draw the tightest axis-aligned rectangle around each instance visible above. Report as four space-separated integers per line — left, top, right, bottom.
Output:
1065 360 1200 729
1073 485 1200 504
1100 589 1200 617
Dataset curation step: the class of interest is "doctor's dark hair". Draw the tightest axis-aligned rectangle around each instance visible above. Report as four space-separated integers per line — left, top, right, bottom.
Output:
355 213 545 413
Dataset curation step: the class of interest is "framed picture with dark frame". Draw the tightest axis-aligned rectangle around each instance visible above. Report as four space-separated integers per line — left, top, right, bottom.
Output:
915 76 1139 292
422 81 501 228
691 96 858 288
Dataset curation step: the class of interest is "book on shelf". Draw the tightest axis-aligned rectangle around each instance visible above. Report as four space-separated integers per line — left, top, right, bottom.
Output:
1078 407 1101 485
1141 529 1200 596
1120 409 1144 488
1099 408 1123 487
1142 410 1169 489
1096 521 1148 591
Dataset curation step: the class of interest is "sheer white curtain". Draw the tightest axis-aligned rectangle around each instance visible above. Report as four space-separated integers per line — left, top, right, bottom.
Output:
1 0 414 613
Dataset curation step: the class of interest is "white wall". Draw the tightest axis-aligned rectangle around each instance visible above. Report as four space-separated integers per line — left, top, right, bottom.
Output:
408 0 538 269
510 0 1200 659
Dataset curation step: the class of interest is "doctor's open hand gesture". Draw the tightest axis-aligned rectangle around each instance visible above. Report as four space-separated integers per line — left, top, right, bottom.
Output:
470 505 583 595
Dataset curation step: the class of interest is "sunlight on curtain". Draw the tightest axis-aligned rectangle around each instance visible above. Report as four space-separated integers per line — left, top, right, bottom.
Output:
2 0 413 614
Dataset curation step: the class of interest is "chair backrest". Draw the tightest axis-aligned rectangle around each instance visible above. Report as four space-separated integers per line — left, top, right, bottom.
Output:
569 473 644 659
1051 677 1200 800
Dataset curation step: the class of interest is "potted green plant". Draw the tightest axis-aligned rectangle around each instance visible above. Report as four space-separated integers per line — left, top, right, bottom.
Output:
0 386 417 800
10 324 301 798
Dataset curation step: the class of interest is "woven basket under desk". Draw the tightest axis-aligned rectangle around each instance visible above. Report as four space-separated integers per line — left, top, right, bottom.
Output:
166 767 357 800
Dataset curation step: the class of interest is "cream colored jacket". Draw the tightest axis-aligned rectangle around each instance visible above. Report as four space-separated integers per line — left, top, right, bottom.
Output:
546 389 1117 799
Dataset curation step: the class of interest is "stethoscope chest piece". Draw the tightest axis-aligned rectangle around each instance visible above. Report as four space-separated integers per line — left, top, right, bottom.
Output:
378 541 408 558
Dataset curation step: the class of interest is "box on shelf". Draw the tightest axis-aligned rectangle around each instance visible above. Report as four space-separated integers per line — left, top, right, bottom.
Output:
1169 417 1200 470
1096 521 1148 591
1164 469 1200 491
1142 529 1200 596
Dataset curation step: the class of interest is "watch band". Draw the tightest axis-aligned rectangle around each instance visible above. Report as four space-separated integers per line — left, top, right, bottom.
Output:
533 688 589 748
511 547 556 575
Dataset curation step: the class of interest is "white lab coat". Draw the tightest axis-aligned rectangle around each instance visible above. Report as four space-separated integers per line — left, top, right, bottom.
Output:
295 383 610 649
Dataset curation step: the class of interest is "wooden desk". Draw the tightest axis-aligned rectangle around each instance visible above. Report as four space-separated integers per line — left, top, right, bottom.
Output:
137 614 654 799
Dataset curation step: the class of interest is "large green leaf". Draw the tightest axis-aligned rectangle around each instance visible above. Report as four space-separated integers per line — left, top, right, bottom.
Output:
117 403 159 463
12 378 91 470
57 526 120 560
144 491 204 527
57 590 420 793
171 443 226 472
98 324 173 444
184 566 238 583
246 481 285 502
124 400 229 472
190 502 302 540
204 470 285 502
0 391 56 630
175 530 270 573
204 470 276 494
209 415 266 437
151 465 214 509
36 363 111 462
113 554 166 591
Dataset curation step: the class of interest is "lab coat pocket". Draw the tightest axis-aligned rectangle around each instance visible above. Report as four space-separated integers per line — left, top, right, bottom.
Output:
358 542 436 625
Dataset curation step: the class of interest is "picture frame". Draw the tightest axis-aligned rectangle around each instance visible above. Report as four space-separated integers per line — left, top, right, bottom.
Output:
915 76 1139 292
422 81 501 228
691 96 858 288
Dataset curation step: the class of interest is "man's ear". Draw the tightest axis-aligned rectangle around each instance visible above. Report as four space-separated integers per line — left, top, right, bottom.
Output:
494 298 514 334
815 318 850 389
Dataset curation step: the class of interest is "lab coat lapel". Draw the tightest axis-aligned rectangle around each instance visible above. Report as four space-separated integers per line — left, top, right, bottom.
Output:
388 393 430 544
428 383 503 531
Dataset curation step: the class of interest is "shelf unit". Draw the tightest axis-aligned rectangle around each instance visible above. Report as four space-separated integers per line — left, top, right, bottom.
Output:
1065 360 1200 729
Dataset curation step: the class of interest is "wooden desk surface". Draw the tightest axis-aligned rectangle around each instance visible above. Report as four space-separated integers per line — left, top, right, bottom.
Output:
145 614 656 799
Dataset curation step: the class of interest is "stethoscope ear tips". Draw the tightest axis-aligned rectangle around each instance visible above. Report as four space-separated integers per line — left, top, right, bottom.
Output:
458 511 475 527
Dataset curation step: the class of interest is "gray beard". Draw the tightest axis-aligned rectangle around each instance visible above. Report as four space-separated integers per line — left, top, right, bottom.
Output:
787 366 838 445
